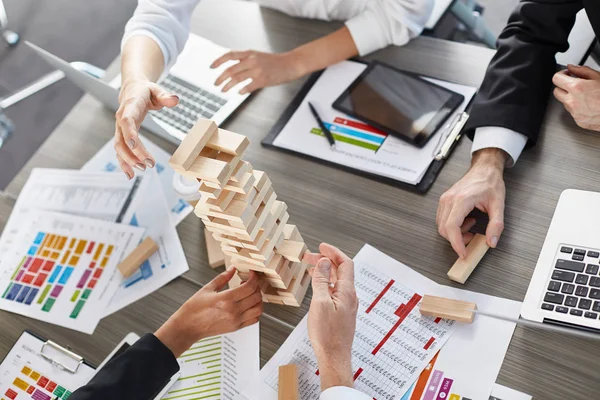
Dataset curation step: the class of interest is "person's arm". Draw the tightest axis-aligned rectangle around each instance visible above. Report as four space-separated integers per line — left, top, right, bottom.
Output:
303 244 370 400
437 0 582 258
211 0 434 94
114 0 199 178
70 269 263 400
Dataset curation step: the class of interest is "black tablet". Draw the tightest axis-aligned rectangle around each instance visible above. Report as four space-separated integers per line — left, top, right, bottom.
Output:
333 61 464 148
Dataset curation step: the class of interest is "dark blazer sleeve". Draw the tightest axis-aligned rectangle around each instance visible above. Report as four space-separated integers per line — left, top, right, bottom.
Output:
70 334 180 400
464 0 584 146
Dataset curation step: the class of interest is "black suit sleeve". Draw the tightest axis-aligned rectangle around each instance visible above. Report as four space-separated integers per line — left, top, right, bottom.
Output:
464 0 584 146
70 334 180 400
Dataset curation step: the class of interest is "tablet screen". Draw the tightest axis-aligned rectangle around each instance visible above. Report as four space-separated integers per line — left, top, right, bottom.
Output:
333 62 463 147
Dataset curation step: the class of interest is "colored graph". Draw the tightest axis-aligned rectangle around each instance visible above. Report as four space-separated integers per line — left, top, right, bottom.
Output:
3 365 72 400
2 230 115 320
310 117 387 151
401 351 467 400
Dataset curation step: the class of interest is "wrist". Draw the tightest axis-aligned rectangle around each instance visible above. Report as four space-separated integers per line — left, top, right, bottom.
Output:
284 48 312 78
155 310 200 358
317 356 354 391
471 148 508 172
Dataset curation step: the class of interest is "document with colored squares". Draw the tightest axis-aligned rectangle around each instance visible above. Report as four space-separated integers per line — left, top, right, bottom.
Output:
0 331 95 400
242 244 520 400
0 210 143 333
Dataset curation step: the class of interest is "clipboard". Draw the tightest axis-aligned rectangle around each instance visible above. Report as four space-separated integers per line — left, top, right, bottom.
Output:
262 59 473 194
0 330 96 399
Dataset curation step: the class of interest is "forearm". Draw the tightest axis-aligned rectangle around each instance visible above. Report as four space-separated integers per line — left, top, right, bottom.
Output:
288 26 358 77
121 35 166 84
318 357 354 391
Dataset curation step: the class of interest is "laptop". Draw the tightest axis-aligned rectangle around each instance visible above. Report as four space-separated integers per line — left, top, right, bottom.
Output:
26 34 249 143
522 189 600 333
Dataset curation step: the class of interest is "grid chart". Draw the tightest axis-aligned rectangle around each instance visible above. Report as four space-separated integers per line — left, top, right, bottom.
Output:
264 264 454 400
2 365 72 400
162 335 240 400
1 231 114 319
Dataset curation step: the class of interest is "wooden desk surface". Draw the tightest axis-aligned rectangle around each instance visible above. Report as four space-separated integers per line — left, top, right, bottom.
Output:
2 0 599 398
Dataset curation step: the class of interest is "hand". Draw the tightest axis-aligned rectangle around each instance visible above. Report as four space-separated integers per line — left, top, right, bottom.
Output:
553 64 600 131
437 148 507 258
211 50 305 94
155 268 263 358
303 244 358 391
114 78 179 179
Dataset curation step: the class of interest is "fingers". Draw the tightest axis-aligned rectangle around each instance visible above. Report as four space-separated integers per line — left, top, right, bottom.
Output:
318 243 351 267
567 64 600 80
222 72 252 93
445 201 475 258
239 316 260 330
240 302 263 323
237 289 262 311
215 61 252 87
118 101 155 168
552 69 578 90
116 154 133 180
303 252 326 266
462 232 475 245
148 85 179 110
485 197 505 248
553 87 569 106
205 267 237 291
461 217 476 234
311 258 333 299
211 50 251 69
114 122 145 173
227 270 259 301
239 80 259 95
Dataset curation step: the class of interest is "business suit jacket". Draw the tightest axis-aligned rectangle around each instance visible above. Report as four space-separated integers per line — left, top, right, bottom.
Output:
70 334 179 400
464 0 600 145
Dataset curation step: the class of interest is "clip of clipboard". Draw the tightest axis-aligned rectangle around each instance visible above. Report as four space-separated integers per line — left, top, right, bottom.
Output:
262 59 475 194
38 339 85 374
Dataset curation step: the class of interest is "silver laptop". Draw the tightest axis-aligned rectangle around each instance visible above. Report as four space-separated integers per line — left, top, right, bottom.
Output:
522 189 600 333
26 34 249 143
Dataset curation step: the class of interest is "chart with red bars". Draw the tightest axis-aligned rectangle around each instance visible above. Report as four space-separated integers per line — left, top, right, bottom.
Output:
260 259 455 400
0 210 143 333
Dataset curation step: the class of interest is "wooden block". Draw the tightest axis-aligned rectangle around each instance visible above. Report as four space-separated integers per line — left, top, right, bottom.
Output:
204 171 255 194
183 152 229 184
169 119 217 171
447 234 490 284
205 188 237 212
231 161 252 183
278 364 299 400
419 295 477 323
205 228 226 269
207 128 250 156
283 224 304 242
118 237 159 278
276 240 307 263
199 181 222 200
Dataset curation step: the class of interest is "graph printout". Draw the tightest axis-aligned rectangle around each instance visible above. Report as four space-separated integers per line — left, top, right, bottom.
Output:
0 210 143 333
0 332 95 400
242 245 457 400
162 323 259 400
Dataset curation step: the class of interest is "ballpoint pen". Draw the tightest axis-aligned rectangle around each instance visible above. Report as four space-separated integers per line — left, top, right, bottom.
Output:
308 101 336 149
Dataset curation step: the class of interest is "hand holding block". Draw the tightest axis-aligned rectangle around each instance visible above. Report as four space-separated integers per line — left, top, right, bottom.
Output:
447 234 489 284
118 237 158 278
278 364 299 400
419 295 477 323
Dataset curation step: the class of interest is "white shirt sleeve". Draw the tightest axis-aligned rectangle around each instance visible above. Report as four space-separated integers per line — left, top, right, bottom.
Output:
320 386 372 400
345 0 435 56
121 0 201 70
471 127 528 168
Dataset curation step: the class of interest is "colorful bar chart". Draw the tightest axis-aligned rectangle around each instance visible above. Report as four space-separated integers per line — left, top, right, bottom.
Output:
310 117 387 151
3 366 72 400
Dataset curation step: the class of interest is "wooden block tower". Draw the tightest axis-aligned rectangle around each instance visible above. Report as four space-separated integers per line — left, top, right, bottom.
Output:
169 119 311 306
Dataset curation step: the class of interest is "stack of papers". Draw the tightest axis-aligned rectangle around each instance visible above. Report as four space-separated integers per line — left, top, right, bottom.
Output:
0 136 194 333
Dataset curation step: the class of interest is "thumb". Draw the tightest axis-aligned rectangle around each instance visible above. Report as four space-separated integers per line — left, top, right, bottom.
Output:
150 85 179 109
567 64 600 80
311 258 332 299
485 199 505 248
206 267 237 291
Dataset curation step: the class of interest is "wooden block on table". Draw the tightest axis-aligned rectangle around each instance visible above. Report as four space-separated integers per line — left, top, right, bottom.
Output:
276 240 307 263
118 237 159 278
169 119 218 171
207 128 249 156
447 234 490 284
278 364 299 400
204 228 226 269
419 295 477 323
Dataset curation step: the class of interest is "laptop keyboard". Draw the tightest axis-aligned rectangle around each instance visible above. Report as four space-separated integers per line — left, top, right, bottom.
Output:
149 75 227 133
542 244 600 320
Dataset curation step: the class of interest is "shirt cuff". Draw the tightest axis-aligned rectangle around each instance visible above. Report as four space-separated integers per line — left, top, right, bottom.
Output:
345 10 396 56
471 127 528 168
321 386 372 400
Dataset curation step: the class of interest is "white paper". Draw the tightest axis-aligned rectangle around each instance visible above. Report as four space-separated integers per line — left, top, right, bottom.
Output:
83 135 194 226
104 170 189 316
243 245 458 400
162 323 260 400
400 286 521 400
0 332 96 399
272 61 477 185
0 210 143 333
490 384 532 400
